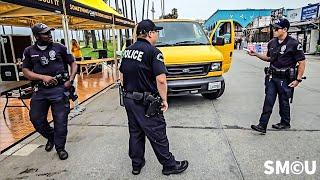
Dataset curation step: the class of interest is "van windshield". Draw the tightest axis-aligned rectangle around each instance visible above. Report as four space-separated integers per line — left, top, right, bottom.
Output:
154 21 210 47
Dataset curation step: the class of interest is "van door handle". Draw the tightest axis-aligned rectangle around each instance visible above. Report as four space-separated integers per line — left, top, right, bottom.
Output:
230 52 233 57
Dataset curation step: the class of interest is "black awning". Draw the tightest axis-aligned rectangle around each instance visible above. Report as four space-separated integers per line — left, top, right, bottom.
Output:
114 15 135 28
1 0 63 13
66 0 113 25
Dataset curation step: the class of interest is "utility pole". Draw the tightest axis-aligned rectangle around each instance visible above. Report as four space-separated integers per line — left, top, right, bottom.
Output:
130 0 134 20
162 0 165 18
142 0 145 20
2 25 5 35
151 1 155 20
133 0 138 22
146 0 150 19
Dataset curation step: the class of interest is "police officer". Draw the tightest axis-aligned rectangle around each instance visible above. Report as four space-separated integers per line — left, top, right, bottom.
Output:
249 19 306 133
119 19 188 175
22 23 77 160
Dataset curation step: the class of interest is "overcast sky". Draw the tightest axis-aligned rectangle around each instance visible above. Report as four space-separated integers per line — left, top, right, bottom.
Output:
117 0 320 20
1 0 319 35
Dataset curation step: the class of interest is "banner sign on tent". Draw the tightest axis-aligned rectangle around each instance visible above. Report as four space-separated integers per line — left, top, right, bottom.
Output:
3 0 63 13
114 16 135 28
67 1 113 24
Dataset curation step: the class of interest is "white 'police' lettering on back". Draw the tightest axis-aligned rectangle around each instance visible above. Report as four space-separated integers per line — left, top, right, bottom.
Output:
124 49 144 62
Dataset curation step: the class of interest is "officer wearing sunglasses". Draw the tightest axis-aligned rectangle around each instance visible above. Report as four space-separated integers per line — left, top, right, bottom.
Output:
248 18 306 134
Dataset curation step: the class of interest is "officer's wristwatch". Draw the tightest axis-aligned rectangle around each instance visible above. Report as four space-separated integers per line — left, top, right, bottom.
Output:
296 79 302 83
70 80 74 84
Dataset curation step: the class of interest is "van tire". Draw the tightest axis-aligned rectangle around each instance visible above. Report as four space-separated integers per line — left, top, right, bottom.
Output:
201 80 225 100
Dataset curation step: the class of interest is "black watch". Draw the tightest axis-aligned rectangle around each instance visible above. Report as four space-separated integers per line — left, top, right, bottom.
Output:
296 79 302 83
70 80 74 84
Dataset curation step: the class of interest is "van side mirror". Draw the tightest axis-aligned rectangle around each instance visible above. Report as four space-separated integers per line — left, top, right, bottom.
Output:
212 36 225 46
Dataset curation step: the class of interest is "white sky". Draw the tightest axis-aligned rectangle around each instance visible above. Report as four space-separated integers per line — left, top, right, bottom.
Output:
115 0 320 20
1 0 319 36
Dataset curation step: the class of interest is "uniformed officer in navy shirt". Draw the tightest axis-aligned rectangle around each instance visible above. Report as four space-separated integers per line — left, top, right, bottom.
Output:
248 19 306 133
22 23 77 160
119 19 188 175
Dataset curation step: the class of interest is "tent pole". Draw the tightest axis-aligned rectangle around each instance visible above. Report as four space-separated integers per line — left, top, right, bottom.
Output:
62 0 71 51
118 30 121 52
112 24 118 81
62 0 85 115
62 15 71 51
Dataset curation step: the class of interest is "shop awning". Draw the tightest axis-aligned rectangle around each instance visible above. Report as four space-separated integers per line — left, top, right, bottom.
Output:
290 19 319 27
0 0 135 29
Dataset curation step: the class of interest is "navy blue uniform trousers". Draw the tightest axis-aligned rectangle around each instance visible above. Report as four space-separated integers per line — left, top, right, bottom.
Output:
124 97 176 168
29 85 70 151
259 76 292 126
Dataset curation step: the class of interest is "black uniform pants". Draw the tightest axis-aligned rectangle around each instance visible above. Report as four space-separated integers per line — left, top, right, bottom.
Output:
124 97 176 168
29 85 70 151
259 77 292 126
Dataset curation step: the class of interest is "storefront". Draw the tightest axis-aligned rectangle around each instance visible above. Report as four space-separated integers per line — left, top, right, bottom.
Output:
287 4 320 53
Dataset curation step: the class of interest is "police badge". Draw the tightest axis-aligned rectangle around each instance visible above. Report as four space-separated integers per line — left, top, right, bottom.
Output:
280 45 286 54
49 50 56 60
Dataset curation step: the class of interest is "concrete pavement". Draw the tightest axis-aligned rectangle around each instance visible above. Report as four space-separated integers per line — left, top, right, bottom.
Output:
0 50 319 180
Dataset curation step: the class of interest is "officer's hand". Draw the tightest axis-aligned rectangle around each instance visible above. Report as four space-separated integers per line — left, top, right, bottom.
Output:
161 101 169 112
64 80 72 89
288 80 300 88
248 50 258 56
42 75 58 86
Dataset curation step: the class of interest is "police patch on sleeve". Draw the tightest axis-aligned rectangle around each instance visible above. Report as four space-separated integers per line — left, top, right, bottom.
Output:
297 44 303 51
156 53 164 62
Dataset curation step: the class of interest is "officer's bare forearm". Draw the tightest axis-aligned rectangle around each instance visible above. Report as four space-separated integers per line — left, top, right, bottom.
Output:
22 68 47 81
69 62 77 81
119 73 124 85
156 74 167 102
255 54 271 62
297 60 306 79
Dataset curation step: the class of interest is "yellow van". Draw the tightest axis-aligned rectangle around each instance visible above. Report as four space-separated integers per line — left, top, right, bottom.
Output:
153 19 235 99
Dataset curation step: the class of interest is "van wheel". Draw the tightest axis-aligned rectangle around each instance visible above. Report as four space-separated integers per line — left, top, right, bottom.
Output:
201 81 225 100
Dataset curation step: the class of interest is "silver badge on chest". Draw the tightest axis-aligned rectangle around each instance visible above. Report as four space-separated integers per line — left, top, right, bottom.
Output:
49 50 56 60
280 45 286 54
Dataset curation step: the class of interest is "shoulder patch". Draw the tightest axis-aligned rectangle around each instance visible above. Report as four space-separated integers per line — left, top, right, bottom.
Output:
156 53 164 62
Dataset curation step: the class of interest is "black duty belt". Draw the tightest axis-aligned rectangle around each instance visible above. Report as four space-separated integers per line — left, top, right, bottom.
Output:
124 91 151 101
265 65 293 79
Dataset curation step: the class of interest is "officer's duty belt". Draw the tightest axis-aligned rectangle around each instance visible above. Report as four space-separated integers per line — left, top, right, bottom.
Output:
266 65 293 79
124 91 151 101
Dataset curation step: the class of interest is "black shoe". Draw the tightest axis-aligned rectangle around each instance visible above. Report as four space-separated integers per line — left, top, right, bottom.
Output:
162 160 189 176
132 161 145 175
251 124 267 134
272 123 291 130
57 150 68 160
45 140 54 152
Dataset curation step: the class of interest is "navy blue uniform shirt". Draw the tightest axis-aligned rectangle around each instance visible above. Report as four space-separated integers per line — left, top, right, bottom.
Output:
267 35 305 68
120 38 168 94
22 43 74 76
